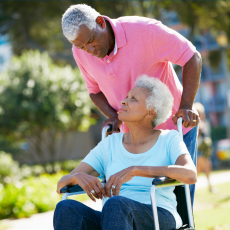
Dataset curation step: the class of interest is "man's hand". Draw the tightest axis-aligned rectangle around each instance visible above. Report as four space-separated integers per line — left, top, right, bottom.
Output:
102 116 122 135
172 109 199 128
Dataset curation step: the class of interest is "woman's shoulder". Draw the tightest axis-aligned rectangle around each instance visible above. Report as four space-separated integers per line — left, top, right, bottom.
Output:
158 129 181 145
100 132 123 145
160 129 179 137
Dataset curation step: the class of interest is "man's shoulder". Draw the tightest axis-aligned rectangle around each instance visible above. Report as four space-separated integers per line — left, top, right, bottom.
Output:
117 16 157 26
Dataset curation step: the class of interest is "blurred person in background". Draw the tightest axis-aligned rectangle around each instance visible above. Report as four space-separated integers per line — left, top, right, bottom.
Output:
194 102 216 193
62 4 202 204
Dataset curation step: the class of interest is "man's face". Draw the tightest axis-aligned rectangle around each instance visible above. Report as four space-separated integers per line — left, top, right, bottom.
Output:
71 23 110 59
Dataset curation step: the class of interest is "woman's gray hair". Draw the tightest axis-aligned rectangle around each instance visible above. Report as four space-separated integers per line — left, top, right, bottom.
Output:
62 4 100 41
135 75 174 127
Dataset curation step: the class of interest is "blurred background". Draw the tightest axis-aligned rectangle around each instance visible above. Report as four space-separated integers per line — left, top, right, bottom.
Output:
0 1 230 230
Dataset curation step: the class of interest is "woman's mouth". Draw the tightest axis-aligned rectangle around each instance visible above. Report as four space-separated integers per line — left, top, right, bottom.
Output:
118 108 126 114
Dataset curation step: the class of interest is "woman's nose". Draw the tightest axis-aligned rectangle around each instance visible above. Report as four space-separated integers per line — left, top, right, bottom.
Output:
121 100 128 105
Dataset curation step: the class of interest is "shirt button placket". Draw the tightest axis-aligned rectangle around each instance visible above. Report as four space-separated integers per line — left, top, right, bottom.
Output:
106 59 115 77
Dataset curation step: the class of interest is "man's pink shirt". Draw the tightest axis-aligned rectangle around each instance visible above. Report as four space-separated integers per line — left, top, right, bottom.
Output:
72 16 197 134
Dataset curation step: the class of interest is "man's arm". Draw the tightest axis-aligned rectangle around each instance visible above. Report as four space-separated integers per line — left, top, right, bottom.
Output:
172 51 202 128
90 92 122 133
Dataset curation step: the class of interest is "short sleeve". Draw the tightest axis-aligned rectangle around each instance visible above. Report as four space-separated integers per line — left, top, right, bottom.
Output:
72 46 101 94
167 131 190 165
150 21 196 66
82 140 106 177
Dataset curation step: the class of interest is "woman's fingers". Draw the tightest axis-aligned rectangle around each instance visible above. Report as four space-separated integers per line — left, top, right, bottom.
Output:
114 181 122 196
96 179 107 198
105 176 115 197
86 188 96 202
111 177 120 196
105 175 123 197
86 179 106 200
76 173 105 200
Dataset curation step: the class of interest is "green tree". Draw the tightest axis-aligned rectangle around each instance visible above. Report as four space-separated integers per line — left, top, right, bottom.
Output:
0 1 131 65
0 50 94 164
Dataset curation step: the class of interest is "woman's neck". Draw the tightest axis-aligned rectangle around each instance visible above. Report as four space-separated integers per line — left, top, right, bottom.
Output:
124 122 158 146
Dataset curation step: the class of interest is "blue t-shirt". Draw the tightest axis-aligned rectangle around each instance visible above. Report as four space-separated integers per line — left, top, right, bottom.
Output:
82 130 189 228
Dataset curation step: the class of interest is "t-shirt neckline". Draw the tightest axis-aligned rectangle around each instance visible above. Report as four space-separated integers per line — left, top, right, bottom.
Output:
120 131 162 156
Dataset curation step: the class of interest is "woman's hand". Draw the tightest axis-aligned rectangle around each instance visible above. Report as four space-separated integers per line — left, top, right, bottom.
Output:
57 174 76 195
75 172 107 202
105 166 135 197
57 172 107 202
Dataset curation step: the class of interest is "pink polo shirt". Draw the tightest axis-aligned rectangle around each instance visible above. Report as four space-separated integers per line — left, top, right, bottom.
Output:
72 16 196 134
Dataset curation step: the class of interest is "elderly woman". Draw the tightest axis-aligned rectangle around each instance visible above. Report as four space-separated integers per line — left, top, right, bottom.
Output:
54 75 197 230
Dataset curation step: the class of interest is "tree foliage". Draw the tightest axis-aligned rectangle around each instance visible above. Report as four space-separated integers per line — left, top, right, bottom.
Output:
0 50 94 163
1 1 230 65
0 1 131 65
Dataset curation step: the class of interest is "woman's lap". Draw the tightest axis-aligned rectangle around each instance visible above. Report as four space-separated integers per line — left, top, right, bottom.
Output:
54 196 176 230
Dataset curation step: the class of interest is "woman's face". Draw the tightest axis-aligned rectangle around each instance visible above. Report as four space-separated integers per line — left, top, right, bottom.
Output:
118 87 151 122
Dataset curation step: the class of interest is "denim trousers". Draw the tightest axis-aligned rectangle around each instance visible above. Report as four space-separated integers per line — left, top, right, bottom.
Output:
53 196 176 230
183 126 198 206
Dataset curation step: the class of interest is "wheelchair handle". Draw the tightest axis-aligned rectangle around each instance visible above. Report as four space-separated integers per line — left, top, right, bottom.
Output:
177 117 183 141
102 124 112 140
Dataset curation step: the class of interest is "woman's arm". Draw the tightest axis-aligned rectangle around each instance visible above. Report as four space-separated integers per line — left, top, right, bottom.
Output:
132 154 197 184
57 162 106 201
105 154 197 196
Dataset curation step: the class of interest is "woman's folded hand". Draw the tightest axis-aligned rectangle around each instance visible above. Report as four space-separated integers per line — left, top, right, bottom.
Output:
105 166 135 197
75 172 107 202
57 172 106 202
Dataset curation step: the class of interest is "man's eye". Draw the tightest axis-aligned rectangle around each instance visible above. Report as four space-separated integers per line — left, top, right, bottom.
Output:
89 38 94 43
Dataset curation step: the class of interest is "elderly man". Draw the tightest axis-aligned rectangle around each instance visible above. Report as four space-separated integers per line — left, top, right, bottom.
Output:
62 4 202 204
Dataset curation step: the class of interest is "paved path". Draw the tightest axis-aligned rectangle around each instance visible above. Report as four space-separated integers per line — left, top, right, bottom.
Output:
1 171 230 230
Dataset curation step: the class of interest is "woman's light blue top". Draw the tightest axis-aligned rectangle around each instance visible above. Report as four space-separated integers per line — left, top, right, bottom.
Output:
82 130 189 228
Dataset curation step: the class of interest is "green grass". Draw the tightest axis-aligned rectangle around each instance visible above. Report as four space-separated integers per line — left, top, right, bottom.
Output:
198 169 230 177
194 182 230 230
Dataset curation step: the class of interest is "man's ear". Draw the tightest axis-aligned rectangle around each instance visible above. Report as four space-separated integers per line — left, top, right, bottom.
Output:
96 16 106 29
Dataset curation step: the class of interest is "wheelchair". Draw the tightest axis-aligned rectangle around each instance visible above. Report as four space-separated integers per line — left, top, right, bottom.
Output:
60 118 195 230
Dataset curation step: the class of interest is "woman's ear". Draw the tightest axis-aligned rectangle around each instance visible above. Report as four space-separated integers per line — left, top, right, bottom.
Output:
96 16 106 29
146 110 157 119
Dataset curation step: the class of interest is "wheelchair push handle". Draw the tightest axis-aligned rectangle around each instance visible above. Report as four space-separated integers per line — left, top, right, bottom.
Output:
102 124 113 139
177 117 183 141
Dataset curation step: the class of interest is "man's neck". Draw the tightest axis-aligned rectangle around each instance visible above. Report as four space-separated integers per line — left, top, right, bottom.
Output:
106 20 115 56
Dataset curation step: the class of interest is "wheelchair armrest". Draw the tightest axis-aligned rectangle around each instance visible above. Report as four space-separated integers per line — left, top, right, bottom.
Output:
60 176 106 194
60 184 84 194
152 176 183 188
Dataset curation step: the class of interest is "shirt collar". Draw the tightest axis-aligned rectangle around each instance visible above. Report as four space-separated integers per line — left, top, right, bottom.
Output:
103 16 127 51
114 38 117 55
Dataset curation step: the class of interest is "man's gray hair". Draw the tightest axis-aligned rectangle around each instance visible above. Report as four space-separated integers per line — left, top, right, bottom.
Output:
135 75 174 127
62 4 100 41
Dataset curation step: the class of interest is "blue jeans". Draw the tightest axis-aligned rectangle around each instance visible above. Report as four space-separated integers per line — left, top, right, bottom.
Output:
53 196 176 230
183 126 198 206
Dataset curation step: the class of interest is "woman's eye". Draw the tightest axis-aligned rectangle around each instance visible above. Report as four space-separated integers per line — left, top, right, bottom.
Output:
132 96 136 100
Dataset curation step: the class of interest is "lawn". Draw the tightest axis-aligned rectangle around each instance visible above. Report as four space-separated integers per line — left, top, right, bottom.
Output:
194 182 230 230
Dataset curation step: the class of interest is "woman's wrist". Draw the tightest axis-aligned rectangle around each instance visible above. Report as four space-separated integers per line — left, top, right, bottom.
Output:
130 166 138 177
71 173 81 185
